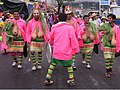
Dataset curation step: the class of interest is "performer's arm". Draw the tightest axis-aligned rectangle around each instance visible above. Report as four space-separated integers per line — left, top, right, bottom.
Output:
49 27 54 45
26 22 31 43
69 26 79 54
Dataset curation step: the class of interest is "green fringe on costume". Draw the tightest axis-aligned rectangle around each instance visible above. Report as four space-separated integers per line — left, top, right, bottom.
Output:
88 22 97 37
84 38 93 44
2 22 14 45
99 23 113 46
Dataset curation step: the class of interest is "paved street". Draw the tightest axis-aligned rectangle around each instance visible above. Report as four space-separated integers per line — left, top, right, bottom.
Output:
0 50 120 89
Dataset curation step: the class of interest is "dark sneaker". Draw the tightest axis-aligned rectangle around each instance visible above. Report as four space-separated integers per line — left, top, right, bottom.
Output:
109 68 113 75
105 73 110 78
67 80 75 86
72 64 76 71
44 79 53 85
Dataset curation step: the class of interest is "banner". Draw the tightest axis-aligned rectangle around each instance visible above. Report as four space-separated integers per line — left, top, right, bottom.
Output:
118 0 120 6
1 0 29 20
99 0 110 5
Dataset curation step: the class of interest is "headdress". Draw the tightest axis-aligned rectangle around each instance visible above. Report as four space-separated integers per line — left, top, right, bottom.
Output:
65 6 73 14
0 21 4 28
91 13 97 17
101 16 106 19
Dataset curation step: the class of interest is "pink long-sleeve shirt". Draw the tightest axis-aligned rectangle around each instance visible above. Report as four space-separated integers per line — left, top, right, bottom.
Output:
1 32 8 51
112 25 120 52
12 18 26 41
71 17 82 39
26 18 49 43
49 22 79 60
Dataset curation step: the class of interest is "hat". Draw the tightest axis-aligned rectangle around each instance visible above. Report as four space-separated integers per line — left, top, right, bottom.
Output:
101 16 106 19
0 21 4 28
65 6 73 14
91 13 97 17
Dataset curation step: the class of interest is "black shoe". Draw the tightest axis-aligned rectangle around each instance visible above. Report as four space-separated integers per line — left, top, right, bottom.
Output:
105 73 110 78
109 68 113 75
105 69 111 78
72 64 76 71
72 65 76 71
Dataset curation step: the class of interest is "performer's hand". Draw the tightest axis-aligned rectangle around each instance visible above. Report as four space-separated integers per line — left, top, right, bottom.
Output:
78 38 81 41
84 27 88 31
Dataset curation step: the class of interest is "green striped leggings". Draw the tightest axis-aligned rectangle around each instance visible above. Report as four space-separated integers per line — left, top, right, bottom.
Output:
31 52 42 65
104 47 115 69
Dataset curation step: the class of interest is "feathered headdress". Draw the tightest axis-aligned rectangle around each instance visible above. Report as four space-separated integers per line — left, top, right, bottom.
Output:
33 2 41 10
65 5 73 14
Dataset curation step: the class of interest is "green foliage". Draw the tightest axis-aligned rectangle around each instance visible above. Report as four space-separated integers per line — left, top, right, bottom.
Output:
2 22 14 45
88 22 97 37
99 23 113 46
40 13 46 34
26 12 33 24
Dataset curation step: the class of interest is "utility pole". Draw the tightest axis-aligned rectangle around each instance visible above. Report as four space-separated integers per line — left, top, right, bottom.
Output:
45 0 47 5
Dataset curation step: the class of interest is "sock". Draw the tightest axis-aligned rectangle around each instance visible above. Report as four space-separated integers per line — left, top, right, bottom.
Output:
46 63 56 79
67 66 74 80
38 52 42 64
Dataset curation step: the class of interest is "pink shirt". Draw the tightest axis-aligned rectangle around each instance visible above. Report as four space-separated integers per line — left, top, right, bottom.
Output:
12 18 26 41
112 25 120 52
26 18 49 43
1 32 8 51
71 17 82 39
49 22 79 60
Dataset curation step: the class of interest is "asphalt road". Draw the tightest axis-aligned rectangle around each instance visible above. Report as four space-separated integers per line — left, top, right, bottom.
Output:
0 50 120 89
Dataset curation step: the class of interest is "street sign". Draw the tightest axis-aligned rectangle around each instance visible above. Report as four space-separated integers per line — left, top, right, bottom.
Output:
118 0 120 6
99 0 110 5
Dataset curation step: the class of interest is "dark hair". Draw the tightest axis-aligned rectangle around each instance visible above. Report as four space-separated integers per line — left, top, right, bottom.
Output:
58 13 67 21
13 10 20 14
83 15 89 19
107 14 116 20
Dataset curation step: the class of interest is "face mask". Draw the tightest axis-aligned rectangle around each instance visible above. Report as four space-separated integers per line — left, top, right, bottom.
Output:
33 10 40 17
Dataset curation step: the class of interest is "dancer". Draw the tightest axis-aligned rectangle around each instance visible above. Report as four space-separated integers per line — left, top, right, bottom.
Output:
44 13 79 86
65 6 81 70
80 15 98 69
2 11 26 69
99 14 120 78
26 8 48 71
